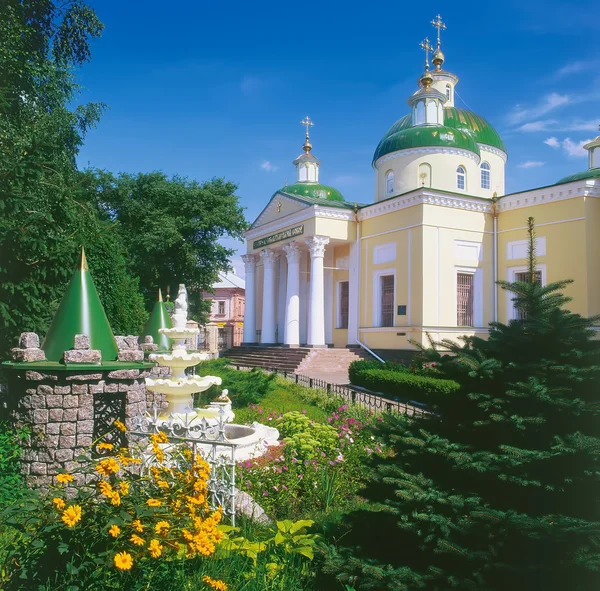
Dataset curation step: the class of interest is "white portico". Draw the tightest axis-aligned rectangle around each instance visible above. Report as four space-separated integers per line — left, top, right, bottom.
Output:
243 118 356 348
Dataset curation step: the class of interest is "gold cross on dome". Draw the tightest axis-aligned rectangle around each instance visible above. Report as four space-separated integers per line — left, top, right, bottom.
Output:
419 37 433 70
300 116 314 139
431 14 446 48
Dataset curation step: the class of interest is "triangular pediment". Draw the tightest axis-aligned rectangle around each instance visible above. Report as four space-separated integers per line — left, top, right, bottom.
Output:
250 192 312 229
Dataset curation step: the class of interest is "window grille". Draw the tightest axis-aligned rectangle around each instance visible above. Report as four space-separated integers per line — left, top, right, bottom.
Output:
513 270 542 320
457 166 466 190
457 273 474 326
380 275 394 327
481 162 491 189
217 328 228 350
339 281 349 329
218 301 225 315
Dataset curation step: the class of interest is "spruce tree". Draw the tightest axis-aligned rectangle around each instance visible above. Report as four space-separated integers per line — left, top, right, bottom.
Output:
321 218 600 591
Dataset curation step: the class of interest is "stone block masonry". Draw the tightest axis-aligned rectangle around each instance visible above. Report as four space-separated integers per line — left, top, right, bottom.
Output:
0 333 170 489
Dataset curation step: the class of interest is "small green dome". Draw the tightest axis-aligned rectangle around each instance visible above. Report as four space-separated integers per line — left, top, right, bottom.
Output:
282 182 345 202
556 168 600 185
373 107 506 164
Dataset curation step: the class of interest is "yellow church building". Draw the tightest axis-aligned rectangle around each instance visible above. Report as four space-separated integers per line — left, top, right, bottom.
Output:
241 17 600 359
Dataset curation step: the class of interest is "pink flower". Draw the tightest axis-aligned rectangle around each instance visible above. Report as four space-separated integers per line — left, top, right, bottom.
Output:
262 491 268 497
302 409 307 414
337 453 344 462
283 466 288 471
298 474 303 479
281 484 288 491
273 485 278 491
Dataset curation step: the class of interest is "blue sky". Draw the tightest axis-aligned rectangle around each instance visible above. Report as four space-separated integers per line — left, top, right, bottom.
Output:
75 0 600 275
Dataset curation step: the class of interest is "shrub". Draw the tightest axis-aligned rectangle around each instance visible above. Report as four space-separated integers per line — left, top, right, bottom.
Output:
276 412 339 460
351 367 460 401
0 422 28 508
348 359 408 385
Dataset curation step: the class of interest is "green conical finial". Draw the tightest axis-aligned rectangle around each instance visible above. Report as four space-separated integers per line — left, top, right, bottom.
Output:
42 247 119 362
142 288 173 351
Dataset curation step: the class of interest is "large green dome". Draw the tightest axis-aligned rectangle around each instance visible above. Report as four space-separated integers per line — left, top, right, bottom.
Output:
556 168 600 185
282 182 345 202
373 107 506 164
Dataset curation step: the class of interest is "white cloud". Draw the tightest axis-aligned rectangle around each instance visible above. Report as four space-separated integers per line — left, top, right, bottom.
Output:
554 61 596 79
517 161 546 169
521 119 599 133
260 160 279 173
330 174 361 186
507 93 570 126
562 138 592 157
544 137 560 148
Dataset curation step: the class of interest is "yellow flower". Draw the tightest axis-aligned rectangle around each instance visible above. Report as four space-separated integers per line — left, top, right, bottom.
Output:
156 480 169 488
130 534 145 546
119 481 129 495
56 473 74 484
150 431 169 444
61 505 82 528
109 492 121 506
202 575 228 590
98 481 113 496
109 525 121 538
155 520 170 535
97 442 114 451
131 519 144 533
148 539 163 558
52 497 66 510
146 499 161 507
114 551 133 570
96 458 120 477
114 420 127 432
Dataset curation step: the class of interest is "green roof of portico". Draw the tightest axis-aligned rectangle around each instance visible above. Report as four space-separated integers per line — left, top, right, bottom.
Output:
373 107 506 164
281 182 345 203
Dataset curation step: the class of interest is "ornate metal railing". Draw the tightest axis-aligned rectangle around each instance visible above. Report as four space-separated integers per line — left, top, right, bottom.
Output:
130 405 237 523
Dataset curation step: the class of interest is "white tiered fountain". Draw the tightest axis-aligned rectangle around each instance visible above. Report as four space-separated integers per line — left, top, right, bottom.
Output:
144 284 278 459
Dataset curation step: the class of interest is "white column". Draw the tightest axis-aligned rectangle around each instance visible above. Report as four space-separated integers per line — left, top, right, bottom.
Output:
241 254 257 343
324 246 334 345
283 242 301 346
260 249 278 344
277 255 287 343
299 251 308 345
306 236 329 347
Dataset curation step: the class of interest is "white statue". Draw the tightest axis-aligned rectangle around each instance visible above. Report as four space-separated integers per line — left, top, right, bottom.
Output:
174 284 188 314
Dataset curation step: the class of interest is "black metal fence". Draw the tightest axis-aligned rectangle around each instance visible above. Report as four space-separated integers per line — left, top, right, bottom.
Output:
229 365 430 417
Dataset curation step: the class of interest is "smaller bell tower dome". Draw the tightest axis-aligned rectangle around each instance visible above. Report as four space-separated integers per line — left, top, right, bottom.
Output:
293 116 321 183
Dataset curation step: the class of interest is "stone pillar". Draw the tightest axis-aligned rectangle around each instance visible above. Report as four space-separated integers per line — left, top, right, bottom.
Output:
241 254 257 344
260 249 278 344
277 255 287 343
283 242 301 346
306 236 329 347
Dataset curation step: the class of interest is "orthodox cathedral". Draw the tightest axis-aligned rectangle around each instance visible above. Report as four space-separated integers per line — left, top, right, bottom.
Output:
242 16 600 356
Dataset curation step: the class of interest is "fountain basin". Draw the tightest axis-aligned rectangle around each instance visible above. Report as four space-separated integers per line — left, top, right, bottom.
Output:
145 375 221 395
159 327 199 339
149 350 210 369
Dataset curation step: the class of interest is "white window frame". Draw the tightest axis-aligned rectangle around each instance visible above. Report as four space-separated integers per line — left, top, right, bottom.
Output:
372 268 396 328
385 170 394 195
506 264 546 320
454 266 483 328
457 165 466 191
336 280 350 329
480 161 491 190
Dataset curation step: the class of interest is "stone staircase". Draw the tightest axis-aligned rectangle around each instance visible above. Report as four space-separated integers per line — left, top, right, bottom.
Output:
219 346 312 373
295 347 374 384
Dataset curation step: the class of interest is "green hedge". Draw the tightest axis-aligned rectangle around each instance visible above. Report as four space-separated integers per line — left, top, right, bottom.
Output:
349 362 460 401
348 360 408 384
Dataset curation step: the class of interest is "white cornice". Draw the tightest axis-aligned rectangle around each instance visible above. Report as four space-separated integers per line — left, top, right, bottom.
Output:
373 147 480 170
358 189 492 221
498 179 600 212
246 202 354 241
479 144 508 162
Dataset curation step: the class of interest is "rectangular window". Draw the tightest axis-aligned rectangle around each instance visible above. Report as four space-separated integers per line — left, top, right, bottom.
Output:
457 273 474 326
339 281 349 329
380 275 394 327
218 301 225 315
217 328 227 350
513 270 542 320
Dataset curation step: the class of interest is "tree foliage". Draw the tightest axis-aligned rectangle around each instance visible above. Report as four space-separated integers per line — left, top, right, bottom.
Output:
322 220 600 590
80 170 248 322
0 1 147 356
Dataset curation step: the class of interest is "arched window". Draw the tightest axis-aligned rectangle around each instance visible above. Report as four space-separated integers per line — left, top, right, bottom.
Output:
480 162 491 190
457 166 466 190
446 84 451 101
385 170 394 195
